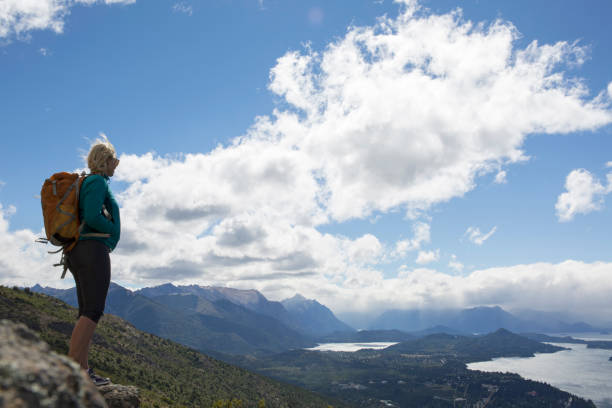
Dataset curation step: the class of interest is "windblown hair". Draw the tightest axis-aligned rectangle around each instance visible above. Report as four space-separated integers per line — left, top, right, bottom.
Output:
87 134 117 174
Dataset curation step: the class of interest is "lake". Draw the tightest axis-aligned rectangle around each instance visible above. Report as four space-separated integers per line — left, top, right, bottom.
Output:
306 342 397 352
468 334 612 408
308 336 612 407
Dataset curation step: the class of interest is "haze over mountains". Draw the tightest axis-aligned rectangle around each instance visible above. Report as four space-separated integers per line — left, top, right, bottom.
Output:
370 306 604 334
32 282 608 356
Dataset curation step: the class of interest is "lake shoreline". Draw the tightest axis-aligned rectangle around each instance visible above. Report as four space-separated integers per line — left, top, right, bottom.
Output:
467 341 612 408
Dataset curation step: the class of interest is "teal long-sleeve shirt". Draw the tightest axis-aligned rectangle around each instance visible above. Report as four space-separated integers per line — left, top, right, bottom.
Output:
79 174 121 251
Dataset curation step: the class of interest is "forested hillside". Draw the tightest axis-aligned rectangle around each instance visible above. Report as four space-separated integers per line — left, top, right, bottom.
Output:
0 286 342 408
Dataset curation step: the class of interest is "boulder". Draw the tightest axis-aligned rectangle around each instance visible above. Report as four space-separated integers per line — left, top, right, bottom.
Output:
0 319 139 408
98 385 140 408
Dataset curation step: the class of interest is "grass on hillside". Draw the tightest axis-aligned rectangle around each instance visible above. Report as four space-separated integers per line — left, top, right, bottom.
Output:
0 286 340 408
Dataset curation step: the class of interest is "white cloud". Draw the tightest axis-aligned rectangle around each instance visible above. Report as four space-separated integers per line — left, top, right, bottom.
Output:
39 47 49 56
392 222 430 257
172 2 192 16
555 168 612 222
345 234 384 266
383 260 612 323
266 2 611 221
605 161 612 168
494 170 507 184
0 0 135 40
2 205 612 323
0 204 67 288
415 249 439 264
326 259 612 325
464 226 497 245
448 254 464 273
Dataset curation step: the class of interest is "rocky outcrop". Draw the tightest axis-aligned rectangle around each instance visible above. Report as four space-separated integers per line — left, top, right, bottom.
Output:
98 385 140 408
0 319 139 408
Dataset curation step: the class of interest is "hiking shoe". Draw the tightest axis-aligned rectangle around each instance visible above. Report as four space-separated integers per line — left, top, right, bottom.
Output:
87 368 110 386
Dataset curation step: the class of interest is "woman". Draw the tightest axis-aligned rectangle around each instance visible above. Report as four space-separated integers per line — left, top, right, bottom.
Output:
66 137 121 386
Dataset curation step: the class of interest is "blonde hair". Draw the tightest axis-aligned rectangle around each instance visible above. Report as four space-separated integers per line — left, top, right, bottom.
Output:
87 134 117 174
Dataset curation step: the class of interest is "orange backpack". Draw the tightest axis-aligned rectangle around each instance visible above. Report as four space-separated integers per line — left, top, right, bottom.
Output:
38 172 88 278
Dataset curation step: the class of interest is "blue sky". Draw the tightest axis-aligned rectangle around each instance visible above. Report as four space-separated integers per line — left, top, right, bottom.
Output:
1 0 611 323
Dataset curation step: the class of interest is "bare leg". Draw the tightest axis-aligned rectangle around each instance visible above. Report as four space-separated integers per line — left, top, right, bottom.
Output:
68 316 97 370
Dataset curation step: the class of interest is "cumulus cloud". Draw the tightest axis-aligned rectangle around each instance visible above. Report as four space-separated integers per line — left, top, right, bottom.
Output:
393 222 431 258
494 170 507 184
555 168 612 222
448 254 464 273
0 0 135 40
323 259 612 324
415 249 439 264
360 260 612 323
0 204 69 288
266 1 611 221
464 226 497 245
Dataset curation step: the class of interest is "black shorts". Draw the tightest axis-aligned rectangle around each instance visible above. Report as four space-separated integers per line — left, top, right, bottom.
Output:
66 240 111 323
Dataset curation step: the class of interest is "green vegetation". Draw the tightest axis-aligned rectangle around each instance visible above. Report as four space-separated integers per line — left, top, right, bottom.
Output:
585 341 612 350
385 329 567 362
0 286 342 408
227 331 596 407
522 333 612 350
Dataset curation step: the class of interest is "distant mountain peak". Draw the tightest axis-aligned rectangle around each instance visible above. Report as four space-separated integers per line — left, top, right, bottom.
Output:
157 283 177 289
143 282 178 293
281 294 354 335
285 294 309 302
282 294 320 307
493 328 512 335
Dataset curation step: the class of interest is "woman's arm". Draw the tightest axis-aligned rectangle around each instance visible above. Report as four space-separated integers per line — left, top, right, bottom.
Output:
81 176 117 234
107 189 121 240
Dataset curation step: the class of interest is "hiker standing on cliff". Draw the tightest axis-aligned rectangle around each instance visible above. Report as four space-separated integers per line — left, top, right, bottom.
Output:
67 137 121 386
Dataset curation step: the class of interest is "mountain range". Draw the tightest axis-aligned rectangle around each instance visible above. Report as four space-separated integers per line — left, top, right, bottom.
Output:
31 282 353 355
31 282 608 357
369 305 604 334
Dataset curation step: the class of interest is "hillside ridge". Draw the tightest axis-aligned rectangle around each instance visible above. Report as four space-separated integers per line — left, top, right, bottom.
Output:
0 285 343 408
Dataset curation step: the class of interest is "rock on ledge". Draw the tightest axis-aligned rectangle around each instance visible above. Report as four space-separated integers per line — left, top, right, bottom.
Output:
98 384 140 408
0 319 139 408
